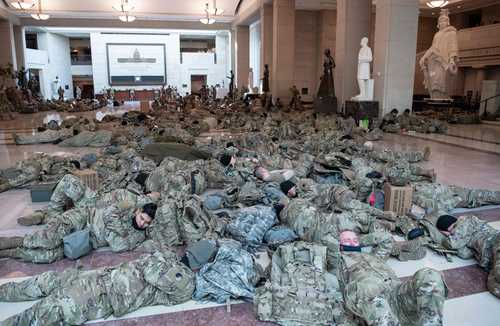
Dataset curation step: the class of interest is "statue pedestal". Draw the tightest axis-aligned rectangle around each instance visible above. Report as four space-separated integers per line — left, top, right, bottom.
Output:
314 96 338 114
345 100 379 124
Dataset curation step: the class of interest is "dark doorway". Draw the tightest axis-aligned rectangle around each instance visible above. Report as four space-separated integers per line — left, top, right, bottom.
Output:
191 74 207 94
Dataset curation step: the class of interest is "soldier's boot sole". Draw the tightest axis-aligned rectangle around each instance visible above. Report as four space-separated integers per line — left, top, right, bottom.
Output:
398 247 427 262
17 212 44 226
423 146 431 161
0 236 24 250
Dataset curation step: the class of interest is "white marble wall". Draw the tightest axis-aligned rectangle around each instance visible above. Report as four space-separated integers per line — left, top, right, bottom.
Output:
90 32 230 94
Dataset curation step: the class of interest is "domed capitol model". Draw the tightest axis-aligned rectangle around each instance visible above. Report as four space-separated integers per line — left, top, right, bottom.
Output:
419 9 458 100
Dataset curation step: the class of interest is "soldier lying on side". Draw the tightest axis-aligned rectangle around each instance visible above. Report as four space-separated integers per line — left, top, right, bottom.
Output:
0 174 159 263
0 250 194 326
432 214 500 298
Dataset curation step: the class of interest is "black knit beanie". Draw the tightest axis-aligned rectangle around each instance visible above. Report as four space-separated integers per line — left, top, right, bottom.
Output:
436 215 457 232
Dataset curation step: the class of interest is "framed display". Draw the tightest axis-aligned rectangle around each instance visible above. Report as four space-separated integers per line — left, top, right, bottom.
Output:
106 43 166 86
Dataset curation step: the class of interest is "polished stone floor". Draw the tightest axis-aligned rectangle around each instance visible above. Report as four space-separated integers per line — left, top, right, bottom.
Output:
0 113 500 325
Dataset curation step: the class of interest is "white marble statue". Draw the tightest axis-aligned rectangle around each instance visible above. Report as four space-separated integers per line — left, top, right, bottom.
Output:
352 37 374 101
248 68 254 92
419 9 458 100
75 85 82 100
51 76 60 100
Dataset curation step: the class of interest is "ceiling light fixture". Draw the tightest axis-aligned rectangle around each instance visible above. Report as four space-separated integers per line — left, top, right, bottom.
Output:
206 0 224 16
200 3 216 25
31 0 50 20
113 0 136 23
10 0 34 10
426 1 449 8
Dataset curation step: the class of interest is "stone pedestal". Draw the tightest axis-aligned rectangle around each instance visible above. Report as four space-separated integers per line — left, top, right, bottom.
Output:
345 100 379 123
314 96 338 114
480 80 500 116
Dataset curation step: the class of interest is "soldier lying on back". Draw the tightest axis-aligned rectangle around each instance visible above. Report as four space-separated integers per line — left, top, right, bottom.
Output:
0 250 194 326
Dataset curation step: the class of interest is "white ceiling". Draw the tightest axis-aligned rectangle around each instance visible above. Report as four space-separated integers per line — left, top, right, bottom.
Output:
3 0 500 22
3 0 240 21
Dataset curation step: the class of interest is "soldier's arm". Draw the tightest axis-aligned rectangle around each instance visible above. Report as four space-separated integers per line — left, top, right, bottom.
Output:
104 206 145 252
360 231 394 261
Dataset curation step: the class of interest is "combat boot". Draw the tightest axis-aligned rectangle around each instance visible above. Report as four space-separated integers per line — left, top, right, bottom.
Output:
17 211 45 226
423 146 431 161
0 236 24 250
394 239 427 261
0 180 11 193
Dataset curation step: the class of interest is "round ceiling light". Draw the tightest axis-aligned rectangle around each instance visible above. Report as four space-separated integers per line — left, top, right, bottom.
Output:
426 1 449 8
31 13 50 20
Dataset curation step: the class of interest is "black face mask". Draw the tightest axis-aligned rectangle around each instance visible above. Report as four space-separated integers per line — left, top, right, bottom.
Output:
131 216 145 231
341 245 362 252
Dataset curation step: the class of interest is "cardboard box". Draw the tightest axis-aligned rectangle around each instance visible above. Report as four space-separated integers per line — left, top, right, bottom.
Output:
73 169 99 190
383 183 413 215
140 101 151 113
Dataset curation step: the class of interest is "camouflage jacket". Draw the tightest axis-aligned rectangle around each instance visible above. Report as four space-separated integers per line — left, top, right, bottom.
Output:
89 189 153 251
442 215 500 268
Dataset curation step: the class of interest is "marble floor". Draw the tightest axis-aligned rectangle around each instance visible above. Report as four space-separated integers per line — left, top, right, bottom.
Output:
1 115 500 325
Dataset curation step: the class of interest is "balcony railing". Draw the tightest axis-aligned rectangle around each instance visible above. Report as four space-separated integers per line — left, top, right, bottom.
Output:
71 55 92 66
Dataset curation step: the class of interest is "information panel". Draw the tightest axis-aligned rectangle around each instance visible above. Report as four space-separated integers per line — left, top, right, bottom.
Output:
106 43 166 86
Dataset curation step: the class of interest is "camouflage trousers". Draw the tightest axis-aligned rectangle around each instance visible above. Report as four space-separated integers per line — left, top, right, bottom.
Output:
346 268 446 326
450 186 500 208
15 206 90 263
14 129 72 145
487 235 500 298
371 149 425 164
24 174 96 225
0 268 113 326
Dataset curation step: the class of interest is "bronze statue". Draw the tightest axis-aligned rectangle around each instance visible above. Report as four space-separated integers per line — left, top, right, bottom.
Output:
262 64 270 93
317 49 335 97
315 49 338 113
227 70 235 98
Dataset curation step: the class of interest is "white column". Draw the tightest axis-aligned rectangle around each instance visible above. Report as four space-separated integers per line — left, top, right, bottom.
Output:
335 0 372 106
373 0 419 115
272 0 295 103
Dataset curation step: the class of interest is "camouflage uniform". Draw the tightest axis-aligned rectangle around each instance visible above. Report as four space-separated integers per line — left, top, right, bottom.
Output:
226 205 277 249
383 160 433 186
0 251 195 326
436 215 500 298
341 253 447 326
381 112 400 133
369 148 425 163
255 242 350 326
0 157 42 193
146 157 206 199
13 128 73 145
194 240 258 303
59 130 112 148
413 183 500 216
7 174 152 263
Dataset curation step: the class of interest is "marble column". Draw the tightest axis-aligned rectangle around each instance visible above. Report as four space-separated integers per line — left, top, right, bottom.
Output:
260 3 273 91
13 25 25 70
335 0 372 107
317 10 337 83
0 19 17 69
235 25 250 89
272 0 295 103
373 0 419 115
